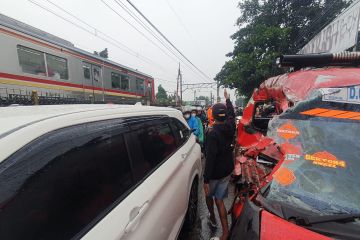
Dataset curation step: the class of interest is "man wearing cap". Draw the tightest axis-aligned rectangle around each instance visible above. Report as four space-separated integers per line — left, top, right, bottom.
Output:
204 89 235 240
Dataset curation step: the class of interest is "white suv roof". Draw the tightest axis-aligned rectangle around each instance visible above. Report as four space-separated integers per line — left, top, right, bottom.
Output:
0 104 185 161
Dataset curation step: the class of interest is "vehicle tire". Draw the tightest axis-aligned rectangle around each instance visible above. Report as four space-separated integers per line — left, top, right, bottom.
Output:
183 178 198 230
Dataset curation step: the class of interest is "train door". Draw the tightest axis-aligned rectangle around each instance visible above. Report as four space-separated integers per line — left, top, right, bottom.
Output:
82 62 92 101
91 64 104 102
82 62 104 103
146 82 152 106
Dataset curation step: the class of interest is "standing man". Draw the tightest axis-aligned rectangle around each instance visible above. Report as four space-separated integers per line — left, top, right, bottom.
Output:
204 89 235 240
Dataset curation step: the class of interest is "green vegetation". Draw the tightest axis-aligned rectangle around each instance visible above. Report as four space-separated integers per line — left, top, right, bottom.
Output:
156 84 176 106
216 0 351 99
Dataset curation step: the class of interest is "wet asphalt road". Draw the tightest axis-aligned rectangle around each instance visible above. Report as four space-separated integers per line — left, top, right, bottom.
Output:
178 158 235 240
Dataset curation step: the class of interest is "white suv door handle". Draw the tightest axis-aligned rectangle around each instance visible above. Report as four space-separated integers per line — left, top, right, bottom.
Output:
124 201 150 233
181 153 188 159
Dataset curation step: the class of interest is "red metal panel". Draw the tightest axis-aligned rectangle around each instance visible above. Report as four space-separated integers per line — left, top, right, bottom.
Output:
260 68 360 103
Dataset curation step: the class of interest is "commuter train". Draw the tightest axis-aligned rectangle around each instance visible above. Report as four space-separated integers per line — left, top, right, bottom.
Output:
0 14 155 106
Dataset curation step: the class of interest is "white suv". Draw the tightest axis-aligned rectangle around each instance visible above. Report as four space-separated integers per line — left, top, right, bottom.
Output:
0 104 201 240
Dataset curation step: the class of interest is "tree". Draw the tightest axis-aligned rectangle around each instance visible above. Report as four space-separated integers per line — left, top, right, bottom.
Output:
197 95 210 106
235 97 246 107
216 0 350 99
167 94 176 105
156 84 168 105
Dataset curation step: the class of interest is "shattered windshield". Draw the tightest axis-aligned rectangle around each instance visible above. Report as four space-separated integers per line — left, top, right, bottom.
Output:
265 87 360 215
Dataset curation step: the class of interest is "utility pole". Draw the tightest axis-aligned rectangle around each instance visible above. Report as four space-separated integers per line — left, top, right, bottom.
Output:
216 81 220 102
180 65 183 105
210 92 213 106
194 90 196 104
176 66 179 106
176 63 180 106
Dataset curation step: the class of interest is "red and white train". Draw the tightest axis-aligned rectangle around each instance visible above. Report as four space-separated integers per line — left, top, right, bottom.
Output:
0 13 155 106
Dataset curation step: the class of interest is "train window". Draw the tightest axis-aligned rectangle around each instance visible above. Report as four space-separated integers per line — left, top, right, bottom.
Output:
111 72 121 89
136 78 144 92
17 45 46 76
93 65 101 82
45 54 68 80
121 74 129 90
83 63 91 80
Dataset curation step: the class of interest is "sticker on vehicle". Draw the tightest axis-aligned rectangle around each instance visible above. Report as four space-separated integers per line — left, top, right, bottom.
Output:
273 167 296 186
280 142 302 164
305 151 346 169
277 123 300 139
285 153 301 162
322 86 360 105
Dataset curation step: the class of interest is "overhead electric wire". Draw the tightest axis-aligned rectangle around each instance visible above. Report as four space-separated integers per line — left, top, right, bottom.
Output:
45 0 179 81
114 0 168 50
293 0 339 50
112 0 188 75
155 77 177 85
30 0 210 94
125 0 213 82
298 0 342 46
293 0 338 50
40 0 213 85
28 0 178 83
165 0 197 45
164 0 206 62
107 0 210 83
113 0 187 68
44 0 140 59
99 0 182 65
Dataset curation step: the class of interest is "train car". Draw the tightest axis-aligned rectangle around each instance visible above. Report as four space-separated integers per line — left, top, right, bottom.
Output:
0 13 155 106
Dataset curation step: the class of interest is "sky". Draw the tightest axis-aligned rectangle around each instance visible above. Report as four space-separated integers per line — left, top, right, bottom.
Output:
1 0 240 102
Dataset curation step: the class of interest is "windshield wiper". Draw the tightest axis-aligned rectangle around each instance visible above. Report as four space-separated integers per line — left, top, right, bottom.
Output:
294 213 360 226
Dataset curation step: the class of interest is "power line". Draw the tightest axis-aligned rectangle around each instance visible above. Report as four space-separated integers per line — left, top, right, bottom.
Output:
44 0 140 59
114 0 169 50
28 0 177 80
102 0 212 84
107 0 211 83
125 0 213 82
165 0 195 43
293 0 339 50
29 0 211 90
111 0 190 77
113 0 187 67
155 78 177 85
100 0 180 64
299 0 344 48
164 0 205 61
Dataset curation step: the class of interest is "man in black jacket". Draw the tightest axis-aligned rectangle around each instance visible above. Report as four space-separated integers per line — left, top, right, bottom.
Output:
204 89 235 240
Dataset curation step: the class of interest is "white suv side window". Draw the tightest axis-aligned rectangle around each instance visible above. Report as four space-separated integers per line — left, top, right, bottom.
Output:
0 120 133 240
171 118 191 146
136 122 176 167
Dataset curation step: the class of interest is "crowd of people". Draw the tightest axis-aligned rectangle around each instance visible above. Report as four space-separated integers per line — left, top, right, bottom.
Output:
182 106 207 148
182 89 236 240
